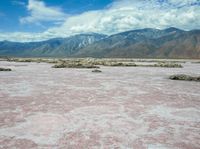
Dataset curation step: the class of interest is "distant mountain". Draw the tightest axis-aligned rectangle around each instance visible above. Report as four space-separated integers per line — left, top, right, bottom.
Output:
75 28 200 58
0 28 200 58
0 33 106 57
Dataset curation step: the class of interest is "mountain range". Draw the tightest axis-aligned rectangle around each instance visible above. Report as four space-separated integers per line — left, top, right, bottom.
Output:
0 27 200 58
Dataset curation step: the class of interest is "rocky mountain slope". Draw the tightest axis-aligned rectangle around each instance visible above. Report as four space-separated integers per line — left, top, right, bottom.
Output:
75 28 200 59
0 28 200 58
0 33 106 57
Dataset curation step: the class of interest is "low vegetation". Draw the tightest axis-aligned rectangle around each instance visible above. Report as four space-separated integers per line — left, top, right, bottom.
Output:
152 62 183 68
7 58 60 64
192 61 200 64
92 69 102 73
0 68 12 71
52 61 99 69
102 62 137 67
132 59 186 63
3 57 186 69
169 74 200 82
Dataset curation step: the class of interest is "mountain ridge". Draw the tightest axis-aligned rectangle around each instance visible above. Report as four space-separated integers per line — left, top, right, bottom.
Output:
0 28 200 58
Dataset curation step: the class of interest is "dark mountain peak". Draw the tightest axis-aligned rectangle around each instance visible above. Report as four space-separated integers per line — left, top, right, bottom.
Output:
189 29 200 34
164 27 183 32
133 28 159 32
72 32 106 38
112 28 159 36
109 28 176 40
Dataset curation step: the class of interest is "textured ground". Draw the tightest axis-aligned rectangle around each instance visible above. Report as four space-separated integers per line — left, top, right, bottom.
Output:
0 61 200 149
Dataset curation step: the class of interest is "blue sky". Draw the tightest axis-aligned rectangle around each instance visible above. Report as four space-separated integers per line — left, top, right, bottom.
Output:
0 0 113 32
0 0 200 42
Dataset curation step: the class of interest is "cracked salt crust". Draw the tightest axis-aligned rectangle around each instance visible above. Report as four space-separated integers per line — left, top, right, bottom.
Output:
0 113 66 145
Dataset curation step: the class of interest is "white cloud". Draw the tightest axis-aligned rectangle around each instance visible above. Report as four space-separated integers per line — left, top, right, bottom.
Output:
0 32 56 42
168 0 200 6
0 0 200 42
20 0 67 24
45 0 200 35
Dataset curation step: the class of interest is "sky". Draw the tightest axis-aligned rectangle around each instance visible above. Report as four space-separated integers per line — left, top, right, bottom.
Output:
0 0 200 42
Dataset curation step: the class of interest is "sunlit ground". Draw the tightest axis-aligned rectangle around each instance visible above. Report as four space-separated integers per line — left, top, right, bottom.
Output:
0 60 200 149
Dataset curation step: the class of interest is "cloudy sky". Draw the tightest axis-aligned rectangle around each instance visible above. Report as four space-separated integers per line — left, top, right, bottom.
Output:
0 0 200 42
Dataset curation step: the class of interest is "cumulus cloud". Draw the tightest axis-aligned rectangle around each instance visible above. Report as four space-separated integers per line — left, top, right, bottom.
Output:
45 0 200 35
20 0 67 24
168 0 200 6
0 32 56 42
0 0 200 42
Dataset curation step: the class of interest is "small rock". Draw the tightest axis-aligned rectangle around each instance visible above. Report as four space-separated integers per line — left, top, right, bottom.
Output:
0 68 12 71
169 74 200 82
92 69 102 73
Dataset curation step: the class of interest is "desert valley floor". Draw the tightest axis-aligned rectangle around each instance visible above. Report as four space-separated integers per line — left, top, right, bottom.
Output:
0 60 200 149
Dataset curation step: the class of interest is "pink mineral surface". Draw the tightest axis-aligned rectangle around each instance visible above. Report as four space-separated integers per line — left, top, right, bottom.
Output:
0 61 200 149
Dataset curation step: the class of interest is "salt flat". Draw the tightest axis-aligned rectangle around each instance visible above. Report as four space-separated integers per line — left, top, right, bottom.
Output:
0 61 200 149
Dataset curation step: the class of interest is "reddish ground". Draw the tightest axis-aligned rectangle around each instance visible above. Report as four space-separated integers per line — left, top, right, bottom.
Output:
0 61 200 149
